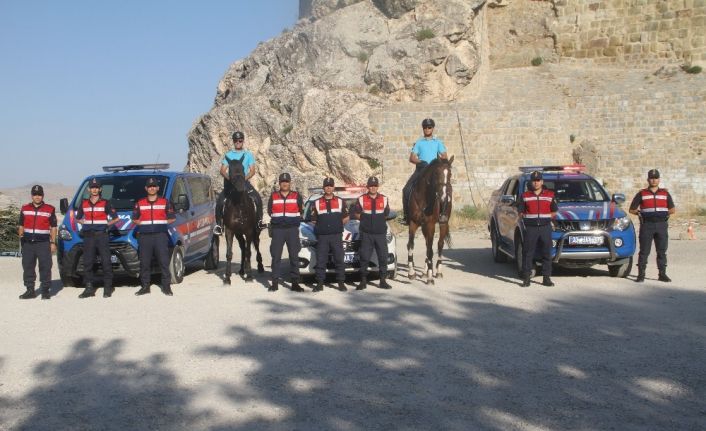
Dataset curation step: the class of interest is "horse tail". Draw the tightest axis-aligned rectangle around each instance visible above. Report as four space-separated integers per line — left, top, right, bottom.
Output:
444 229 452 249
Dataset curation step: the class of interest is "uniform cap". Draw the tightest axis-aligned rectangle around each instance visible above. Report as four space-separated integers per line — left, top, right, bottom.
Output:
367 176 380 187
278 172 291 183
145 177 159 187
88 178 101 188
30 185 44 196
647 169 660 179
323 177 335 187
421 118 435 128
232 131 245 141
529 171 543 181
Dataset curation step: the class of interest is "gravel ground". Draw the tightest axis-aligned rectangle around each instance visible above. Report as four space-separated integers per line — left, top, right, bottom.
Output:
1 232 705 430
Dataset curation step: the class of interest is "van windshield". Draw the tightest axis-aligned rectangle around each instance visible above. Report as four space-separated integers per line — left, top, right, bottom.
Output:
75 176 168 211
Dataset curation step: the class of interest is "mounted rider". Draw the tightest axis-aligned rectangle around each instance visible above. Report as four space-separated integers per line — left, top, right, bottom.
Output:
214 131 264 234
401 118 448 225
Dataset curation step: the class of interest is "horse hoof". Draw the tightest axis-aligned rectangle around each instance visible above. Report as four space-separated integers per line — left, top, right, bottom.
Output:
245 277 253 283
224 279 231 285
409 273 416 280
258 265 264 273
427 279 435 285
436 272 443 279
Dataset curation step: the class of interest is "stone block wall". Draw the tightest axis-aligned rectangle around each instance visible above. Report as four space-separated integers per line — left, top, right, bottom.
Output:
553 0 706 65
370 65 706 213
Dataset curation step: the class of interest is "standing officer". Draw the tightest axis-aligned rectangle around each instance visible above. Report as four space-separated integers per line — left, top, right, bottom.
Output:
311 177 349 292
268 172 304 292
629 169 676 282
353 176 391 290
214 131 264 234
519 171 558 287
132 177 176 296
76 178 119 298
18 185 57 300
401 118 448 224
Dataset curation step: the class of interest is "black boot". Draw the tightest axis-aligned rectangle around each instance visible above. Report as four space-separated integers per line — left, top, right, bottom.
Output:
135 285 150 296
103 286 114 298
636 269 645 283
658 271 671 282
337 281 347 292
79 284 96 298
161 285 173 296
41 288 51 300
378 276 391 290
291 280 304 292
542 276 554 287
19 287 36 300
269 280 278 292
521 273 531 287
356 277 367 291
313 281 324 292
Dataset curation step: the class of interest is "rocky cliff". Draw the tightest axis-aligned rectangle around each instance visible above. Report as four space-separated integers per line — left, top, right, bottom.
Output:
187 0 486 193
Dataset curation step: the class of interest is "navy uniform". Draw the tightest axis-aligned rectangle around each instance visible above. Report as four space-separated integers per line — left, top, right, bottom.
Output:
76 178 118 298
353 176 391 290
518 171 558 287
311 177 349 292
629 169 676 282
267 172 304 292
18 185 57 300
132 177 176 296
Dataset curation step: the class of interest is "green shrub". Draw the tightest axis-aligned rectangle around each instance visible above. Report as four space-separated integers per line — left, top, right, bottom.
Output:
415 28 435 41
570 134 576 143
282 124 293 135
682 65 702 74
455 205 488 220
368 85 380 95
531 57 543 66
356 51 369 63
367 158 381 169
0 206 20 251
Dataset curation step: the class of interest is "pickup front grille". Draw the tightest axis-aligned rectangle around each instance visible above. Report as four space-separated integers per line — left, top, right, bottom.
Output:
555 219 612 232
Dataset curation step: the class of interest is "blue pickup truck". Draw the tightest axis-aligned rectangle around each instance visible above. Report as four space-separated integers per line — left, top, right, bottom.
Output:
57 164 219 287
487 165 636 277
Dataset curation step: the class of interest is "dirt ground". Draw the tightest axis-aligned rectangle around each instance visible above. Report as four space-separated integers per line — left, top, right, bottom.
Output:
1 231 705 430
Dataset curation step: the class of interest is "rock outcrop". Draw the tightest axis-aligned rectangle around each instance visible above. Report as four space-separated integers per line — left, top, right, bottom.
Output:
187 0 485 193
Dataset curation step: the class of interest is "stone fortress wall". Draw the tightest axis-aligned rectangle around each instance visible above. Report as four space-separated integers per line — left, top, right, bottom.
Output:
372 0 706 212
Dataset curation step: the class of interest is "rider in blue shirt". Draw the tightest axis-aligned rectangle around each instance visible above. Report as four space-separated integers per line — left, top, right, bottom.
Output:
401 118 448 224
214 131 264 234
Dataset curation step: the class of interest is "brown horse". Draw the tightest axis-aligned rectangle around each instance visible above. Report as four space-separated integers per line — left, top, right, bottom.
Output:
407 156 454 284
223 157 264 284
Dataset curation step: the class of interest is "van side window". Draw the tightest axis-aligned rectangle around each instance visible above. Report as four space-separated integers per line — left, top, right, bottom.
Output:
171 177 188 206
187 177 209 206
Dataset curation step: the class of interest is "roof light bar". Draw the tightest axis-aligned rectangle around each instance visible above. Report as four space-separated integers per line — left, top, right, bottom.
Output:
102 163 170 172
519 164 586 173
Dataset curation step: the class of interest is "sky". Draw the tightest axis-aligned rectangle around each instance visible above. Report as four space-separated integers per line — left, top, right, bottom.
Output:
0 0 298 188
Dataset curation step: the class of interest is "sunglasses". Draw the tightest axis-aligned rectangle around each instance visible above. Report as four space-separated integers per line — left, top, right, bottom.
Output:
423 126 433 130
234 139 244 143
147 185 158 188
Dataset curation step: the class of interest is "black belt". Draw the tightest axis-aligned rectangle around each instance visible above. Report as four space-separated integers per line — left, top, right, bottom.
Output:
642 218 668 223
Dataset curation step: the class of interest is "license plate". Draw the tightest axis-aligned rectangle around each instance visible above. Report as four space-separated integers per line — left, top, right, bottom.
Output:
344 252 358 264
568 235 603 246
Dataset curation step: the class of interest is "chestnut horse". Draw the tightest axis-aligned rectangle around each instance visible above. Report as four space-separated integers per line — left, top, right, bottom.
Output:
407 156 454 284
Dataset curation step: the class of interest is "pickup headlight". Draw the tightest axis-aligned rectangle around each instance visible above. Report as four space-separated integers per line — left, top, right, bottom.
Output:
300 238 317 247
58 225 73 241
612 216 631 231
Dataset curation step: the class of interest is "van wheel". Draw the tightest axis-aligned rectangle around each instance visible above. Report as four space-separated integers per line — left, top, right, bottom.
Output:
491 225 508 263
204 236 219 270
170 245 185 284
515 239 535 278
609 256 632 278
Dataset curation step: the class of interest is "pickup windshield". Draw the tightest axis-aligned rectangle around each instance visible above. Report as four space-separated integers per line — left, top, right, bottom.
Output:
74 176 168 211
543 179 609 203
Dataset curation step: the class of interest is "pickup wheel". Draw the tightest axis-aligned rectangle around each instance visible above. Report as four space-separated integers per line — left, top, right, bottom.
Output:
170 245 185 284
608 256 633 278
491 225 508 263
515 238 536 278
